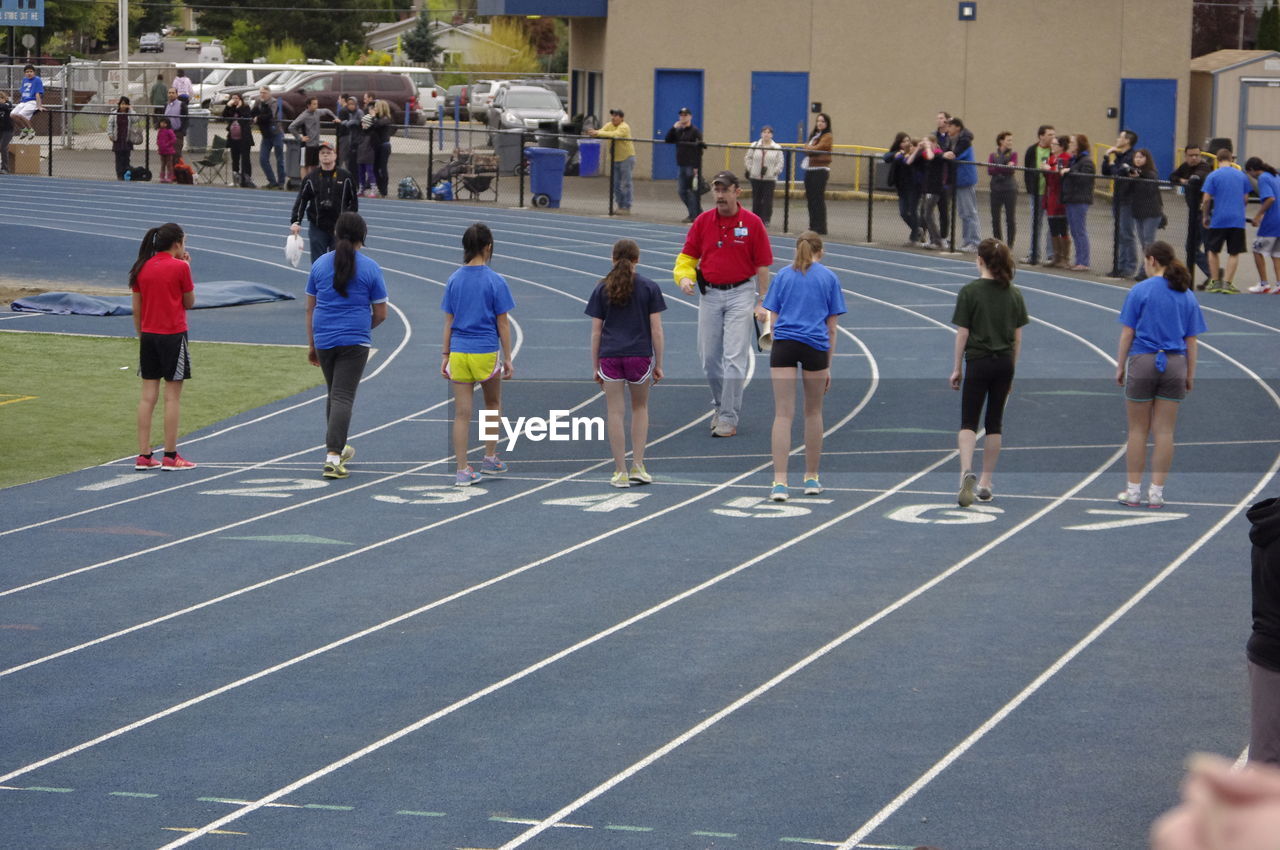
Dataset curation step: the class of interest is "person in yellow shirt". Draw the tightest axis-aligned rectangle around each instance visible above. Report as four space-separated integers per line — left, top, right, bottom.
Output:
590 108 636 214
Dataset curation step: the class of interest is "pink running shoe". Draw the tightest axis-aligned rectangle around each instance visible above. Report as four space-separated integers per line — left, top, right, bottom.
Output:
161 454 197 471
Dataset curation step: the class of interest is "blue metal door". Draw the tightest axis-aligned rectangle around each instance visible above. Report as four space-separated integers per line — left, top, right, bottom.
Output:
750 72 809 146
652 69 704 180
1120 79 1177 178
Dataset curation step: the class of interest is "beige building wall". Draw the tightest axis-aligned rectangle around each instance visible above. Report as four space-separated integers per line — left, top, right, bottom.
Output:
570 0 1191 177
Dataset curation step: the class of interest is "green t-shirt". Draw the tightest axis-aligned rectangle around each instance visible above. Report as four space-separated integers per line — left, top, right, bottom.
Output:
952 278 1030 359
1035 145 1051 194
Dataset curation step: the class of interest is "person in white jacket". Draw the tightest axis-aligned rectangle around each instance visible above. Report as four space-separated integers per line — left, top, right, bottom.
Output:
744 126 785 226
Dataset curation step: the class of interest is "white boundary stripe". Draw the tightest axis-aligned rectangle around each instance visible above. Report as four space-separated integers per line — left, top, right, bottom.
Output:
494 446 1124 849
0 334 878 788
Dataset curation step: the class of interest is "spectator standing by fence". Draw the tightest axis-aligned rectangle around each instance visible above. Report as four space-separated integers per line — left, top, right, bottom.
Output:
1042 135 1071 268
0 92 12 174
289 97 338 180
1245 157 1280 293
665 107 705 223
802 113 833 235
1103 129 1140 278
987 131 1018 250
1202 149 1252 294
163 87 184 154
1062 133 1094 271
590 108 636 215
336 95 363 181
172 69 193 123
223 93 254 187
912 132 946 249
254 86 286 190
1169 145 1213 280
361 100 394 198
1022 125 1054 264
156 118 177 183
1131 149 1165 281
107 96 141 181
943 117 980 251
148 74 167 117
934 111 953 240
745 125 785 227
885 132 919 244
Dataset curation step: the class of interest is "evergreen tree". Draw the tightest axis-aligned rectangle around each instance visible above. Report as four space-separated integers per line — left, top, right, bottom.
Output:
1261 1 1280 52
403 11 443 65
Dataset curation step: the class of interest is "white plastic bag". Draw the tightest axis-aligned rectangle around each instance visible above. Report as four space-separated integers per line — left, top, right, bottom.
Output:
284 233 304 268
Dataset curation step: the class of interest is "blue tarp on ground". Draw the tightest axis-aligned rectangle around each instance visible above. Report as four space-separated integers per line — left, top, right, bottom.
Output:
9 281 296 316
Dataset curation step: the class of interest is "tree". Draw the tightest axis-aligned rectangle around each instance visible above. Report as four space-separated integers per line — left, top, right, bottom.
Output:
1260 1 1280 51
1194 0 1258 56
403 11 443 65
195 0 411 61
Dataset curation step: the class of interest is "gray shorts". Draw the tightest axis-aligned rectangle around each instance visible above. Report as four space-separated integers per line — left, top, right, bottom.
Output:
1254 235 1280 258
1124 352 1187 402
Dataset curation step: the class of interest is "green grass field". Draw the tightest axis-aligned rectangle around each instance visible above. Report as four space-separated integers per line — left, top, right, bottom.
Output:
0 332 325 490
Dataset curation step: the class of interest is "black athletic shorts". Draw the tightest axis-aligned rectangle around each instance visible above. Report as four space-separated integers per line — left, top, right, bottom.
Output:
138 331 191 381
304 145 320 167
1205 227 1246 255
769 338 830 372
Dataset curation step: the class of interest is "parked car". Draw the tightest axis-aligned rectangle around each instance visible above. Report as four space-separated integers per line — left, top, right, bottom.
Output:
272 70 423 124
444 84 470 119
522 78 568 109
466 80 501 122
487 85 570 143
139 33 164 53
185 37 201 51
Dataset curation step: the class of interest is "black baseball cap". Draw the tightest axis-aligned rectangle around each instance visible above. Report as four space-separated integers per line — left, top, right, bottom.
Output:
609 107 624 116
711 170 739 187
678 106 691 115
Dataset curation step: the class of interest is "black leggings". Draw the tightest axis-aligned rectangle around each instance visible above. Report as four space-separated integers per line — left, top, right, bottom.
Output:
960 354 1014 435
990 189 1016 248
317 345 370 453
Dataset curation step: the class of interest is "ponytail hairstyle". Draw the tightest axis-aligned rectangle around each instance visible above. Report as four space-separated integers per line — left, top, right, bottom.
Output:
792 230 824 272
602 238 639 305
1245 156 1279 176
976 237 1014 288
128 223 184 289
1144 240 1191 292
331 211 367 298
462 222 494 263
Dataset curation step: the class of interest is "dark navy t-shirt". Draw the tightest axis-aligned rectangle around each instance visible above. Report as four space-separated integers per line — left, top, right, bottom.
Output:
584 273 667 358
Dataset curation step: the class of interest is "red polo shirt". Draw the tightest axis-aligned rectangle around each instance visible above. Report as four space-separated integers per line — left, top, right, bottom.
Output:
131 252 194 334
681 204 773 285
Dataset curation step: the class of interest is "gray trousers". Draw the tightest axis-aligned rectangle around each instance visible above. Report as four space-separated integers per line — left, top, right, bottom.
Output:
317 345 369 454
698 283 756 427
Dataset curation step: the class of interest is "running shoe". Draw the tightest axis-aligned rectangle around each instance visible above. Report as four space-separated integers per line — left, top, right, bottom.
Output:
135 454 162 470
803 476 822 495
1147 490 1165 509
161 454 197 471
976 486 994 503
480 456 507 475
1203 279 1222 293
323 457 349 479
958 471 977 508
454 466 481 486
610 471 631 489
770 482 789 502
709 413 719 433
1249 283 1274 294
341 444 355 462
1219 280 1241 294
713 421 737 438
629 463 652 484
1117 489 1142 507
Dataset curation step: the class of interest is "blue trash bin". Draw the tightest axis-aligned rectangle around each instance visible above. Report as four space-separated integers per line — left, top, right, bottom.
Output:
526 146 569 208
577 139 602 177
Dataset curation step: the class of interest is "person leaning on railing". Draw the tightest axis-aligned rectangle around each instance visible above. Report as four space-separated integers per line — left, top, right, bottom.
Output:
744 125 784 227
885 131 919 245
1061 133 1095 271
589 107 636 214
223 92 255 188
1130 149 1166 281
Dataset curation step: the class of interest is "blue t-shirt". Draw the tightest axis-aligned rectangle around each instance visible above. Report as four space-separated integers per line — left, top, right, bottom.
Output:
1259 171 1280 237
761 261 847 351
440 264 516 354
306 251 388 349
1203 165 1253 229
1118 276 1208 356
19 75 43 103
584 273 667 358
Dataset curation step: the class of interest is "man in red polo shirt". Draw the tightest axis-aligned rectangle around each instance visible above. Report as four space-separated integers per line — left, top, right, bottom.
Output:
674 170 773 437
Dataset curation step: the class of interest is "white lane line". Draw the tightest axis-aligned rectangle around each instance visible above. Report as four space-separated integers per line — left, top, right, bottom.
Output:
494 444 1125 849
0 335 878 787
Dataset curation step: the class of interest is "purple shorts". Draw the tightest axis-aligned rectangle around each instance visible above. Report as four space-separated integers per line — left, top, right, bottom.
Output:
598 356 653 384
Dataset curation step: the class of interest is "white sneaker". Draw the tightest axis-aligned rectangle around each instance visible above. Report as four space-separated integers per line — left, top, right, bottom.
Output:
1249 283 1273 294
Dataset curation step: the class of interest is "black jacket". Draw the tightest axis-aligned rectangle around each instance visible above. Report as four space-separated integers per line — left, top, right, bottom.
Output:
253 98 281 136
1169 160 1212 209
290 167 359 230
1023 143 1051 196
1249 497 1280 671
1130 174 1164 220
223 103 255 148
1061 151 1095 206
0 100 11 134
664 123 705 168
1102 147 1138 203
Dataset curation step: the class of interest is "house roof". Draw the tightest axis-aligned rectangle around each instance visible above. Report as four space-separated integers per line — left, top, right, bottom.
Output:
1191 49 1280 74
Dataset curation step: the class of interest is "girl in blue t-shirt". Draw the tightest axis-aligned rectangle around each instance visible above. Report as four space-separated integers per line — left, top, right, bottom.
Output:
586 239 667 488
440 222 515 486
305 212 388 480
1115 241 1207 508
762 231 847 502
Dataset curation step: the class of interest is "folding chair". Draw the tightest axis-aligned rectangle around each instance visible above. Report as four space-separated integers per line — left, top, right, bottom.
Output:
195 136 229 184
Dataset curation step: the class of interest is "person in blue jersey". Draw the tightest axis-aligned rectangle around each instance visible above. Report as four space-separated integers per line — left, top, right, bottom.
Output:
1201 149 1254 294
1115 241 1207 509
1246 157 1280 293
441 222 516 486
950 238 1029 508
763 231 847 503
305 212 388 480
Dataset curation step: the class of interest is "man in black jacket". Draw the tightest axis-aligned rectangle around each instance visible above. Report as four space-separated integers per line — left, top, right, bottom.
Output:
1169 144 1213 280
1023 124 1055 264
1102 129 1140 278
665 107 706 222
290 142 359 264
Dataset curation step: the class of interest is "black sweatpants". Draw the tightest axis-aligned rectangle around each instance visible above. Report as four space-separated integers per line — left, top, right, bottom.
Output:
317 345 369 453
